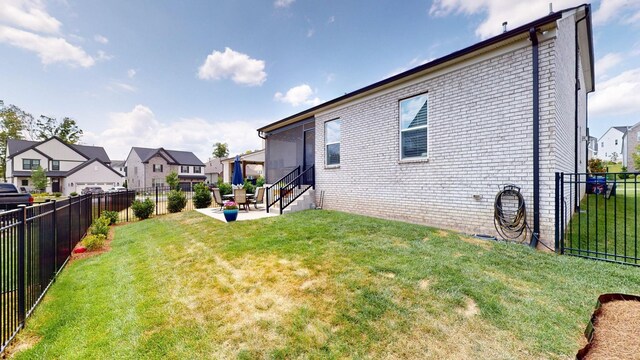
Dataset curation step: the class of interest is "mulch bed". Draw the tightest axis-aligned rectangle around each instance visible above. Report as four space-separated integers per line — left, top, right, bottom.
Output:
578 294 640 359
70 225 119 262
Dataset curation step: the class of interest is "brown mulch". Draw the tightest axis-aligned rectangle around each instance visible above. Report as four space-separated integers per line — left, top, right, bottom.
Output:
582 299 640 360
69 224 120 262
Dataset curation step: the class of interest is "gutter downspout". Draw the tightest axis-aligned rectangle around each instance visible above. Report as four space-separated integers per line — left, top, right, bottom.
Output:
575 12 588 211
529 27 540 249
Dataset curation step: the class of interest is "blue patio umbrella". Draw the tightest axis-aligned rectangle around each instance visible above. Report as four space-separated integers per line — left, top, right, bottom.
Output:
232 155 244 185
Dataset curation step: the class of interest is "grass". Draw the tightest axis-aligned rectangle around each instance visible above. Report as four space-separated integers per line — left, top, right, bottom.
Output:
9 210 640 359
567 181 640 264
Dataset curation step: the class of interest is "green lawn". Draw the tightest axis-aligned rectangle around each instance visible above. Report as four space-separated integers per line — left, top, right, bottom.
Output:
10 210 640 359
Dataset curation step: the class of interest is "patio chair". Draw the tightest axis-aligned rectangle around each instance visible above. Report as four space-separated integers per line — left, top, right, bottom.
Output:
250 187 265 209
233 188 249 211
212 188 225 211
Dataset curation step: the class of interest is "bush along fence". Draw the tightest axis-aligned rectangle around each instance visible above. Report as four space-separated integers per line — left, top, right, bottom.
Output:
556 172 640 266
0 195 93 353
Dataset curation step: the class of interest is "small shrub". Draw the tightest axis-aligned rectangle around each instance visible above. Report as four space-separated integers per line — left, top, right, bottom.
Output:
243 180 256 195
82 234 106 251
102 211 118 225
193 183 212 209
70 191 78 196
588 158 606 174
91 216 110 236
218 182 232 196
132 198 154 219
53 192 62 197
256 176 265 187
618 166 634 179
167 190 187 213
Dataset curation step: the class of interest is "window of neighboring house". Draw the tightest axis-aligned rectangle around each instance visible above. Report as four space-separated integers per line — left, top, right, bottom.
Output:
602 142 604 148
134 166 138 175
152 179 164 188
51 160 60 171
181 165 189 173
400 93 428 159
637 133 640 141
21 179 28 186
153 164 163 172
22 159 40 170
193 166 201 173
325 119 341 166
615 139 619 145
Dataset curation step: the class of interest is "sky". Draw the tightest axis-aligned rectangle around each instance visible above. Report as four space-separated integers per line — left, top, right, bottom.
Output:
1 0 639 162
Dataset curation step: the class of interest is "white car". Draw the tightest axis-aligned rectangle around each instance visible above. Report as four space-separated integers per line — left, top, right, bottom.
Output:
107 186 127 193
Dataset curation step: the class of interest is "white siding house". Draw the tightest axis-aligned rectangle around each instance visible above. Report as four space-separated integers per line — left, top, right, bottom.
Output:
5 137 123 195
596 126 628 163
258 5 594 250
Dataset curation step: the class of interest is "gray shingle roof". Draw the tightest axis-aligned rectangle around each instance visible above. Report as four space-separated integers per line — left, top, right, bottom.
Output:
131 147 204 166
6 137 110 163
614 126 630 134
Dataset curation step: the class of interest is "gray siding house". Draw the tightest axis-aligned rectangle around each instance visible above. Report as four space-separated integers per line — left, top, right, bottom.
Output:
125 147 205 189
258 5 594 249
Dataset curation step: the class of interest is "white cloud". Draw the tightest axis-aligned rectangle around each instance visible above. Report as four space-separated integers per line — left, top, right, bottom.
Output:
197 47 267 86
0 0 97 67
325 73 335 83
107 81 136 93
385 56 433 78
274 0 295 8
595 52 623 79
429 0 584 38
127 69 136 78
307 28 315 37
589 68 640 116
82 105 264 161
0 25 95 67
94 34 108 44
96 50 112 61
274 84 321 107
0 0 61 33
328 15 335 23
593 0 640 26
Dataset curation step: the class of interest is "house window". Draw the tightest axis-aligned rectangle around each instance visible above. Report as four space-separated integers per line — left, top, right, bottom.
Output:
181 165 189 173
22 159 40 170
51 160 60 171
193 166 201 173
134 166 138 175
325 119 341 166
152 179 164 188
21 179 28 186
400 93 428 159
615 139 618 145
601 142 604 148
637 133 640 141
153 164 163 172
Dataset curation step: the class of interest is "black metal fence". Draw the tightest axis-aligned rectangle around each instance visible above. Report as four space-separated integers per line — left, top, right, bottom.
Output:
1 195 93 353
556 172 640 266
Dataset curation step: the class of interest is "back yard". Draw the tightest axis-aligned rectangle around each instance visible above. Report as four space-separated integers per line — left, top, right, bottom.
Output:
9 210 640 359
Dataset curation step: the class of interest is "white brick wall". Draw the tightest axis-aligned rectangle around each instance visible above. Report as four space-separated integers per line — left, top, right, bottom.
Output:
312 16 587 248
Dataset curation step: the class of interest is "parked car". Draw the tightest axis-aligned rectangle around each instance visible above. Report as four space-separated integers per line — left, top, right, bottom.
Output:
81 186 105 195
0 183 34 210
107 186 127 193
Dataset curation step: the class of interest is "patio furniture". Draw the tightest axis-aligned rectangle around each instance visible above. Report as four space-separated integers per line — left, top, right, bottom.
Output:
233 188 249 211
212 188 225 210
250 187 265 209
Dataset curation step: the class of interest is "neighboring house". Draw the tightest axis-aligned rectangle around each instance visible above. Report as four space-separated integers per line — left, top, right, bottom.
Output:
622 122 640 171
221 150 265 183
126 147 205 189
204 157 224 184
257 5 594 249
596 126 628 163
111 160 126 176
6 136 123 194
587 135 598 161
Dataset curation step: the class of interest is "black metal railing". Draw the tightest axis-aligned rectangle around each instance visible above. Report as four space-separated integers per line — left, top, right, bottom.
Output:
266 166 300 213
1 195 93 354
556 172 640 266
276 165 315 215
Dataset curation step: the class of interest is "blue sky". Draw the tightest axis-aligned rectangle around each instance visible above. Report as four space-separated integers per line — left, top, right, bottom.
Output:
1 0 639 161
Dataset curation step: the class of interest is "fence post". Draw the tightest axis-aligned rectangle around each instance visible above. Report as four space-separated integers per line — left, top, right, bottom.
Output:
97 194 101 219
554 173 560 253
68 196 72 256
52 200 57 272
17 205 27 326
155 187 159 216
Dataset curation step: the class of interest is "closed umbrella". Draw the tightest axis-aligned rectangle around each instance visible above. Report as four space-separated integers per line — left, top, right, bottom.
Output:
232 155 244 185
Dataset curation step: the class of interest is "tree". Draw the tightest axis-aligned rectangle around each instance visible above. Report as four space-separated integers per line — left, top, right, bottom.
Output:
165 171 179 190
34 115 83 144
0 101 29 181
31 165 47 192
212 142 229 158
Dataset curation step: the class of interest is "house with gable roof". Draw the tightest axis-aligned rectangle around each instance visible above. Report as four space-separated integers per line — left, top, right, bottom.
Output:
125 147 205 189
5 136 123 194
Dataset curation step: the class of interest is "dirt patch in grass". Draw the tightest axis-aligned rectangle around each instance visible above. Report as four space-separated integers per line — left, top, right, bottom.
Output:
458 235 493 249
582 300 640 359
3 333 41 358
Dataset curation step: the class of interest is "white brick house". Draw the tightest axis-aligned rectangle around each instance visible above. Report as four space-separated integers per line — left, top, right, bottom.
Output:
258 5 594 249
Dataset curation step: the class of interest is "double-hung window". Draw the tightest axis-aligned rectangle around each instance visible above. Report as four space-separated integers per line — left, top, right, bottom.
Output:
153 164 163 172
325 119 341 166
193 166 202 174
23 159 40 170
181 165 189 173
51 160 60 171
400 94 428 159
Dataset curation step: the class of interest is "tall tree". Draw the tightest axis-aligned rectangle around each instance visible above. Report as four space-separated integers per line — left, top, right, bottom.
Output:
212 142 229 158
31 165 47 192
0 101 28 181
35 115 83 144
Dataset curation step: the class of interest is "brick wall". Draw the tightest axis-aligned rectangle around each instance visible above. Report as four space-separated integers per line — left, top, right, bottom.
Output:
313 16 585 248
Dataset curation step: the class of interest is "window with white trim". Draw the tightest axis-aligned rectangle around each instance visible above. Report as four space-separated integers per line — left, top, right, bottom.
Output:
181 165 189 173
51 160 60 171
325 119 341 166
193 166 202 173
23 159 40 170
153 164 163 172
400 94 428 159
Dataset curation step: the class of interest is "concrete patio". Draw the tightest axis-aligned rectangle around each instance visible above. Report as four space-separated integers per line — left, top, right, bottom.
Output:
195 206 279 222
